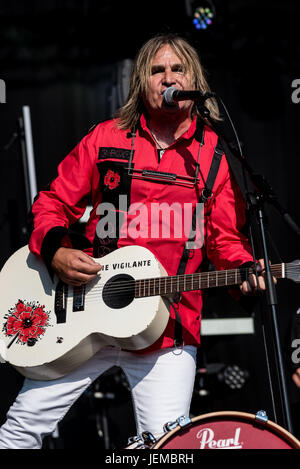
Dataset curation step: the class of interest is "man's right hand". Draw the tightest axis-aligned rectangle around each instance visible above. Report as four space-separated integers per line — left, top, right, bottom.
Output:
51 247 102 286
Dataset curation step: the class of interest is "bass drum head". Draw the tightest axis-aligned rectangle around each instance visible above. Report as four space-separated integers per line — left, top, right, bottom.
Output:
153 411 300 450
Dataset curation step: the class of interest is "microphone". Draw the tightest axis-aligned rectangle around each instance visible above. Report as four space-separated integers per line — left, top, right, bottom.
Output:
163 87 215 106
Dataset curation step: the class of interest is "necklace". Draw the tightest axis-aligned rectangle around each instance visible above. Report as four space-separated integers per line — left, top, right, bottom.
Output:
149 122 191 150
149 128 172 150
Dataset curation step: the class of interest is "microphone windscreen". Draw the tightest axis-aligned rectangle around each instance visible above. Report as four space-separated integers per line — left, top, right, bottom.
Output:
163 87 178 105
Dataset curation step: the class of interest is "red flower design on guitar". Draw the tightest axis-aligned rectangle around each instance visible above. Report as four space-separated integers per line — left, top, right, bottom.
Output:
3 300 50 346
104 170 121 190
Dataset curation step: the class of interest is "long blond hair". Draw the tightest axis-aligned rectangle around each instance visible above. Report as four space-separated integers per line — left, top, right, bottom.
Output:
114 34 220 130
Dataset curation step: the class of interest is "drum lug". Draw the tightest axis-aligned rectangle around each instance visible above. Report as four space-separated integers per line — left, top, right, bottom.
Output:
255 410 269 424
163 415 192 432
127 432 156 449
127 434 143 446
141 431 157 445
178 415 192 428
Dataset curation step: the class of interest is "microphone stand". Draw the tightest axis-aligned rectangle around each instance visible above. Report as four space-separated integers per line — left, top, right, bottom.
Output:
195 99 299 434
3 106 38 246
4 106 38 214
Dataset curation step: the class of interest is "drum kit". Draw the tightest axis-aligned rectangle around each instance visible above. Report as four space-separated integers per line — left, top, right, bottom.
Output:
125 411 300 449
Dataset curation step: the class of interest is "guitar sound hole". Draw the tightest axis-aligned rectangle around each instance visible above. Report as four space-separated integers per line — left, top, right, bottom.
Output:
102 274 135 309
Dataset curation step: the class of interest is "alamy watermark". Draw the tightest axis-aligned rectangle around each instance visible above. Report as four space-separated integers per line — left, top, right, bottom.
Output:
96 195 205 250
0 79 6 103
291 339 300 365
291 79 300 103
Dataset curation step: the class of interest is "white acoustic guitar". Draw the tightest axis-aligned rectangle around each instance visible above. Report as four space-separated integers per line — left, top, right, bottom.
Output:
0 245 299 381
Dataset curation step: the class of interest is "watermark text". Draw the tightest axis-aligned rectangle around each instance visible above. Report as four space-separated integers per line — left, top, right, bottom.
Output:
0 79 6 103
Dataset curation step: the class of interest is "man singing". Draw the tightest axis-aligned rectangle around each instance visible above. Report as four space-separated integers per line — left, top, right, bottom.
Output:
0 33 268 449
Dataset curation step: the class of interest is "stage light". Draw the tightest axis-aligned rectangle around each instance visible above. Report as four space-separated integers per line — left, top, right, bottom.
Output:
194 363 250 396
192 1 215 30
218 364 250 390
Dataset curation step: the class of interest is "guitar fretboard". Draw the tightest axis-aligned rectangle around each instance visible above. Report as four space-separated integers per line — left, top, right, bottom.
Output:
134 264 284 298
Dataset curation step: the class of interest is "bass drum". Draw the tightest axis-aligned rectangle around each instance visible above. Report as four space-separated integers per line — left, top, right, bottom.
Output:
152 411 300 449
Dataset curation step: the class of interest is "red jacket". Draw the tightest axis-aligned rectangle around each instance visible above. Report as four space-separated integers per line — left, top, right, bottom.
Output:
29 115 253 352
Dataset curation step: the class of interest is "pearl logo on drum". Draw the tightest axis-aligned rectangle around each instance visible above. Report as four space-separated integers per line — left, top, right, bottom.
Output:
196 427 243 449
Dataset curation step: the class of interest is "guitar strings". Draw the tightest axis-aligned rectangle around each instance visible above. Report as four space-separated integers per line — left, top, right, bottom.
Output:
83 265 284 296
70 270 286 304
81 268 284 303
86 265 283 293
64 265 284 300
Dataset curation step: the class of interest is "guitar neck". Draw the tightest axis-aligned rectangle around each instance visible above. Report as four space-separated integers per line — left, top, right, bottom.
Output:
135 264 285 298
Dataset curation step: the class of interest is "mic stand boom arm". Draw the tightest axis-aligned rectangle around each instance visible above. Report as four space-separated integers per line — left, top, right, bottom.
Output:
195 101 296 434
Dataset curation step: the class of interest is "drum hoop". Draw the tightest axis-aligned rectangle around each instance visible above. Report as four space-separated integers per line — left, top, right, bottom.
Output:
153 411 300 449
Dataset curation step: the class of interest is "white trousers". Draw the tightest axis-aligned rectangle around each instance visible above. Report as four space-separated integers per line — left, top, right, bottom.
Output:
0 345 197 449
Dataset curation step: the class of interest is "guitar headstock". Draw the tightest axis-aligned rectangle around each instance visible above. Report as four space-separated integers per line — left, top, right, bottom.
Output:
285 260 300 283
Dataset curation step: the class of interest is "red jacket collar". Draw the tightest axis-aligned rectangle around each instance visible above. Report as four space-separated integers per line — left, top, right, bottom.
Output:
139 114 198 142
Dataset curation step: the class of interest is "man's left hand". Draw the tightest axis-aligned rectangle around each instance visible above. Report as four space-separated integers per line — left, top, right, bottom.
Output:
240 258 277 296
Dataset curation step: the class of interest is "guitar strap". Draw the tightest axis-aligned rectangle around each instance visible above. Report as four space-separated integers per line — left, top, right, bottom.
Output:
173 136 224 347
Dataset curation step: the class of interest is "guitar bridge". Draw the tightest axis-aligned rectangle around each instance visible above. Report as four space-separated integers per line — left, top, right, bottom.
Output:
73 285 85 312
54 280 68 323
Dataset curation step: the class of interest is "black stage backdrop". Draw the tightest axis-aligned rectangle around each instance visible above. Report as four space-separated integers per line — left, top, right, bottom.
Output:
0 0 300 449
